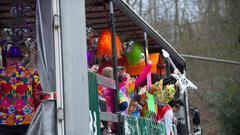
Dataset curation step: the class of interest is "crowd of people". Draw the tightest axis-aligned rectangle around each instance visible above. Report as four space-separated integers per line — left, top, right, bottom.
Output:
89 61 184 135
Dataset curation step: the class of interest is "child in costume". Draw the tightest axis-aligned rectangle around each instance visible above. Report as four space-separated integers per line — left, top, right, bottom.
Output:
117 61 152 114
101 67 115 113
99 67 116 133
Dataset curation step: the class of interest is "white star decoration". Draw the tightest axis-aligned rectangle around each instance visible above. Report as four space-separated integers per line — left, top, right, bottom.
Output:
162 49 197 94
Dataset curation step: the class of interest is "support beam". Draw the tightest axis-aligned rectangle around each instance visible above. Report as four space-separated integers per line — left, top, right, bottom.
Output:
87 19 132 26
86 14 125 20
60 0 89 134
181 54 240 65
52 0 65 134
109 0 119 113
183 70 191 135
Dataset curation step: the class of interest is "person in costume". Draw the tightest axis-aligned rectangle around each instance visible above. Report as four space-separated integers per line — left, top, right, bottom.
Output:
99 67 116 133
101 67 114 113
157 100 183 135
137 73 162 118
117 61 152 114
136 72 178 119
0 46 42 135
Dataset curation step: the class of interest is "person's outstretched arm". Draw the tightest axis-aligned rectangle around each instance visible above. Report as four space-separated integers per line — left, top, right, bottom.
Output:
134 63 152 90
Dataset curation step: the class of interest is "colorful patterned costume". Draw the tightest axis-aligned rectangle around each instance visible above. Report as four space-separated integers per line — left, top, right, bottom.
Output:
118 64 151 113
103 86 115 113
151 80 176 103
138 80 176 118
0 64 42 125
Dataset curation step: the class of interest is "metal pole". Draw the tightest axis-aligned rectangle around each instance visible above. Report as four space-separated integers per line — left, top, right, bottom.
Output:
183 70 191 135
181 54 240 65
109 1 120 134
52 0 65 134
144 32 149 64
109 0 119 113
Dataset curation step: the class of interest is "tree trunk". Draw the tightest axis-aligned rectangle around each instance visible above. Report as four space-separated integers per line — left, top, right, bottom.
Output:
139 0 142 16
153 0 157 27
174 0 179 45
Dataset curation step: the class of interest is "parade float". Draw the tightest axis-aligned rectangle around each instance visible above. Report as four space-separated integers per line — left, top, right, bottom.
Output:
0 0 198 134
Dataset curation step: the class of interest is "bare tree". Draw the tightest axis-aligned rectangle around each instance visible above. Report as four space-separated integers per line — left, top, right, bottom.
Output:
174 0 179 45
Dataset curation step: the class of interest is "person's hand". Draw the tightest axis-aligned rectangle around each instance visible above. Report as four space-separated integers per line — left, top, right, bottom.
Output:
138 87 147 95
175 80 180 87
147 60 152 65
99 96 106 102
173 69 180 75
173 117 178 125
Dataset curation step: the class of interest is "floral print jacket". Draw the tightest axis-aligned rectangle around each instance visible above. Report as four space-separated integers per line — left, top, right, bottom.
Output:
0 64 42 125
